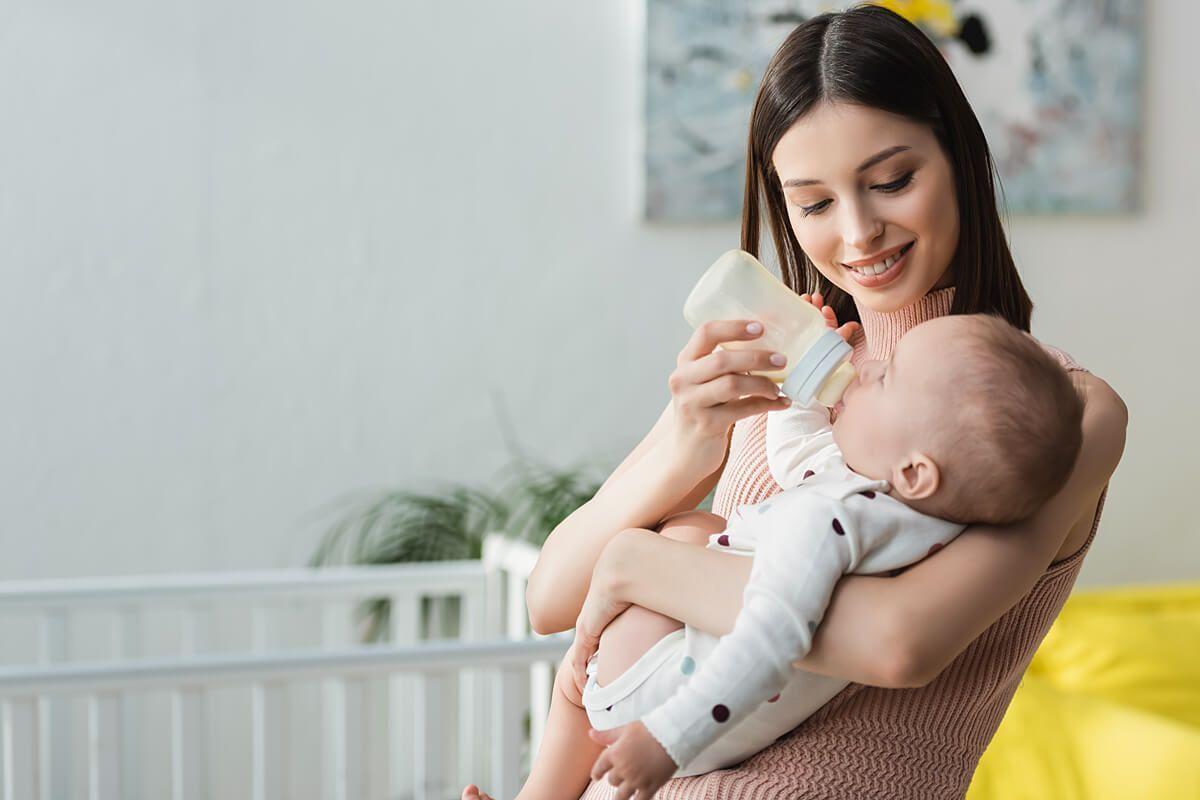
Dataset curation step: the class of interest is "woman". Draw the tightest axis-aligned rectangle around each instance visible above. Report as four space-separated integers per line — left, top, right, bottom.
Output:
528 6 1126 798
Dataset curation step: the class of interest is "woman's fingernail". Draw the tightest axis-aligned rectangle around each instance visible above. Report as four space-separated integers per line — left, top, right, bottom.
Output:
770 353 787 366
746 322 763 334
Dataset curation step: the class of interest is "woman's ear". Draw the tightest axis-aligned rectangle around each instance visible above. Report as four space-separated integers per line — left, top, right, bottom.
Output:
890 452 940 501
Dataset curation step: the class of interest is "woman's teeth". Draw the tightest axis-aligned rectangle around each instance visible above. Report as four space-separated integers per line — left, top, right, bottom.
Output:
848 243 911 276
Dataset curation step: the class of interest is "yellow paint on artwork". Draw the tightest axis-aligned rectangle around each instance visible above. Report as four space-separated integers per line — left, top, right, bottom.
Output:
869 0 959 38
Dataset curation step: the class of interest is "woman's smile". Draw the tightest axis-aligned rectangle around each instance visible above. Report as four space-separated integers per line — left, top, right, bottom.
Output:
842 240 915 288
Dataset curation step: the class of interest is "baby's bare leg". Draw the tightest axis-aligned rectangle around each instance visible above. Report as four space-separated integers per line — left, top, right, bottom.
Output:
474 650 602 800
462 512 726 800
594 511 726 685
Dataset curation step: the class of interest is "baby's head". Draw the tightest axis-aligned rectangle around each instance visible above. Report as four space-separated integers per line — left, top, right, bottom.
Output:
832 314 1083 525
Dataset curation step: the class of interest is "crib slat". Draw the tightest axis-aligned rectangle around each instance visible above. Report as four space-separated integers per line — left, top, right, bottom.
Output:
505 572 527 639
363 673 388 800
414 670 450 800
170 688 207 800
115 607 142 800
37 610 68 800
0 698 39 800
86 693 120 800
456 584 487 791
325 681 348 800
322 605 349 800
2 698 14 800
171 608 208 800
250 679 285 800
530 658 553 762
251 606 268 800
490 666 528 800
342 677 369 800
388 591 421 799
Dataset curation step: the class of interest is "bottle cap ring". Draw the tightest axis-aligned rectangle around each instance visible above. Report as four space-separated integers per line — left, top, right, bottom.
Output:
781 329 852 405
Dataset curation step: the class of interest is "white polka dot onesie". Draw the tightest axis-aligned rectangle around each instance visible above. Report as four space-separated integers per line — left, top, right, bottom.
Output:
581 395 964 776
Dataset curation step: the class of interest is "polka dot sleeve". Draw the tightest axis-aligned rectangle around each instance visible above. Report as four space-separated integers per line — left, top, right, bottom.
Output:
641 489 964 771
640 493 860 768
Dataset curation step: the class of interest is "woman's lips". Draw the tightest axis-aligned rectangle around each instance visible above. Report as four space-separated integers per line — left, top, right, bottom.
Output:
843 241 913 288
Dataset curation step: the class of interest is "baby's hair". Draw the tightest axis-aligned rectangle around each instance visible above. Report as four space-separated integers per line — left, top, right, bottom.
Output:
929 314 1084 525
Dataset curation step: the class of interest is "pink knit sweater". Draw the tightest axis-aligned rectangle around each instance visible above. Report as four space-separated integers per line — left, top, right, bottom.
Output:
580 287 1105 800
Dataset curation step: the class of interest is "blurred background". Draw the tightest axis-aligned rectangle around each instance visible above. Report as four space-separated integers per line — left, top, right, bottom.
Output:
3 1 1195 586
1 1 1197 798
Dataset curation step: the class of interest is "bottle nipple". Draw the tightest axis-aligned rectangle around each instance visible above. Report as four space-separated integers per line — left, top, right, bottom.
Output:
815 361 857 407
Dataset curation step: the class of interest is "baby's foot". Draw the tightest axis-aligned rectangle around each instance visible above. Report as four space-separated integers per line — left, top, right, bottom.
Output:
461 784 496 800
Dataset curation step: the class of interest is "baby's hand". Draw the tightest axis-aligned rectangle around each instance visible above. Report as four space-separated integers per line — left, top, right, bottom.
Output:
567 635 593 697
570 584 632 696
589 722 678 798
801 290 860 344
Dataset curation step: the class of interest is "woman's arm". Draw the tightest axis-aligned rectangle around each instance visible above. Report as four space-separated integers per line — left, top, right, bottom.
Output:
870 372 1127 684
525 399 728 634
526 318 790 635
597 373 1128 688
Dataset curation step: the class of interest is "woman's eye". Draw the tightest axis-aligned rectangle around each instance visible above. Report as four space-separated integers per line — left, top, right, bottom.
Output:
873 171 914 194
800 199 831 217
797 170 914 215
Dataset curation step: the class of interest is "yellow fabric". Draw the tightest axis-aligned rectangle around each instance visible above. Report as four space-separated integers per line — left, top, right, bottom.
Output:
968 582 1200 799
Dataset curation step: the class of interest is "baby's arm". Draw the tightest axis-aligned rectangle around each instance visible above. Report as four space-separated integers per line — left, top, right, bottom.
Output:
765 395 842 487
639 491 961 770
638 492 854 768
567 511 727 695
765 291 854 488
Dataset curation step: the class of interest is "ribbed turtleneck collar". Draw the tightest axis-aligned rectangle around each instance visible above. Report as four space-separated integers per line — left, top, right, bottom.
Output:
850 286 956 364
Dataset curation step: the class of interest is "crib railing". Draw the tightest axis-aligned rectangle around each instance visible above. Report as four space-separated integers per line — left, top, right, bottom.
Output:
0 534 566 800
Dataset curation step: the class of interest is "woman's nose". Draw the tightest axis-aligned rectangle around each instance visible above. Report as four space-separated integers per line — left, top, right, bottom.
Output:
840 204 884 252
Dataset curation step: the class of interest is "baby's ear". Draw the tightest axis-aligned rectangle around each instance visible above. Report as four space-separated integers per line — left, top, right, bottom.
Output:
890 452 940 501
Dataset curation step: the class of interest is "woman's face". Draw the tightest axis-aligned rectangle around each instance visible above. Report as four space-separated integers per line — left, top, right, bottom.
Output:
771 101 960 313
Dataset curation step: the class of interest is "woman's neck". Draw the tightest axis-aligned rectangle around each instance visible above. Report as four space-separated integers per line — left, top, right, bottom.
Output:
851 286 956 363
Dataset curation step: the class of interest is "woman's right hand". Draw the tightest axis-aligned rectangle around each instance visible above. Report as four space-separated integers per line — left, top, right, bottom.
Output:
665 319 793 478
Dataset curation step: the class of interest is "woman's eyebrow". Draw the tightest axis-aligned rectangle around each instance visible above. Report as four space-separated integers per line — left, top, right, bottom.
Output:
781 145 912 188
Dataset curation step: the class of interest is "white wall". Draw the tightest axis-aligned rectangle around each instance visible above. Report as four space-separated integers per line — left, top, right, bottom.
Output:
1 1 1194 586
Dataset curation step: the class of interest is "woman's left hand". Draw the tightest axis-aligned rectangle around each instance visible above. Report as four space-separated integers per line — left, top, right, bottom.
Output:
801 290 861 344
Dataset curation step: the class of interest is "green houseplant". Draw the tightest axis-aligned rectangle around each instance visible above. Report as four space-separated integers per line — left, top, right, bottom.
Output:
309 456 607 640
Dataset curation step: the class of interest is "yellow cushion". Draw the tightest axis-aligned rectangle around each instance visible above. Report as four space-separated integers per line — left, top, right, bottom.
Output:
968 582 1200 800
968 677 1200 800
1029 582 1200 728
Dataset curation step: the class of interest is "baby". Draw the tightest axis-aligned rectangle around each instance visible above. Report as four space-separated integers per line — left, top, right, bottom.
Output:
463 311 1083 800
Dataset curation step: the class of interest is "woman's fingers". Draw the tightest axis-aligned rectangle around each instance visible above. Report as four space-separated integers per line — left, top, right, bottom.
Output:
699 395 791 430
837 320 861 343
697 373 786 409
677 319 764 365
676 356 783 400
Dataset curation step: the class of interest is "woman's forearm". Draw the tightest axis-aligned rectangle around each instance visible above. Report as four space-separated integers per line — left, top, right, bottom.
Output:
525 439 712 634
599 528 907 687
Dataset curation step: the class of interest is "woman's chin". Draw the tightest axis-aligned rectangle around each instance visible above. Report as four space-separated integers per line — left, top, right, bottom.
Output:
838 272 935 314
845 289 913 315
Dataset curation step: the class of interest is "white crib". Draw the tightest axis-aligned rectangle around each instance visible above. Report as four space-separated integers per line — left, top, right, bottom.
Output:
0 534 567 800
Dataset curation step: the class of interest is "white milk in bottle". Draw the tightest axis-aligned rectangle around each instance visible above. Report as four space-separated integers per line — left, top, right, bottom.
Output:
683 249 856 407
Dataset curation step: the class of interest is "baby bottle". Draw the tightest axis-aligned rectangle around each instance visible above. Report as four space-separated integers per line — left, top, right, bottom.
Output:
683 249 857 407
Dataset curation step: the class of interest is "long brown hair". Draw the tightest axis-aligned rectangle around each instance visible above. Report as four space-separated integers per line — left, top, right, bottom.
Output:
741 4 1033 331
